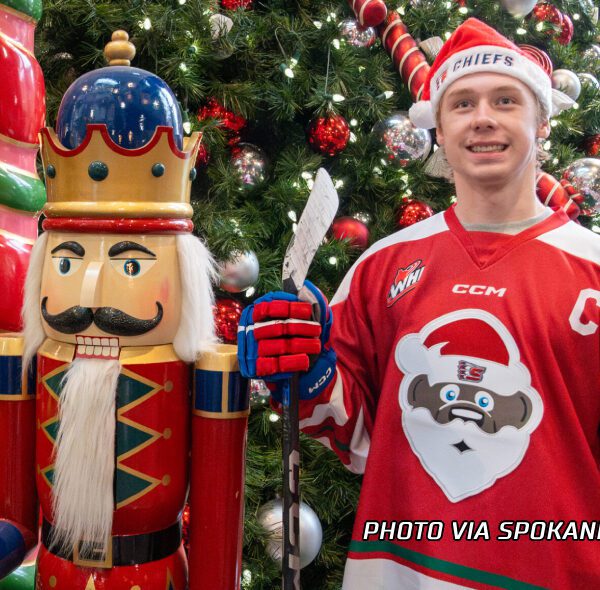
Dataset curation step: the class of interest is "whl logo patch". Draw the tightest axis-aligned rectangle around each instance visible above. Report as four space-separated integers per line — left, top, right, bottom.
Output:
457 360 486 383
387 259 425 307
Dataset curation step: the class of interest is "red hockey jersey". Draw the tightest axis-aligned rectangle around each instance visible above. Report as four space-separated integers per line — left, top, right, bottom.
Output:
299 206 600 589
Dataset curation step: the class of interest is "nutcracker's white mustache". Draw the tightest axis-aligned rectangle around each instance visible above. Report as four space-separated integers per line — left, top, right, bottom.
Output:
50 358 119 557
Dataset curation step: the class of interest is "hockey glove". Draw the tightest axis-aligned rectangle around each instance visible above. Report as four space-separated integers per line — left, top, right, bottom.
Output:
237 280 336 401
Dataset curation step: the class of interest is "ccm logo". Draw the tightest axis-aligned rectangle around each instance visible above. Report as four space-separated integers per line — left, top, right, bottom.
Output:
452 284 506 297
308 367 332 394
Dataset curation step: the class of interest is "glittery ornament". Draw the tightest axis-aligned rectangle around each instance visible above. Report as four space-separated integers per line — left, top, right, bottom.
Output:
214 297 244 343
563 158 600 212
197 98 246 136
531 3 564 37
339 18 377 48
551 69 581 101
396 200 434 228
218 250 260 293
331 217 369 250
221 0 252 9
307 114 350 157
230 143 269 188
500 0 537 18
257 499 323 569
583 44 600 70
583 135 600 157
372 112 432 167
195 142 210 168
557 13 574 45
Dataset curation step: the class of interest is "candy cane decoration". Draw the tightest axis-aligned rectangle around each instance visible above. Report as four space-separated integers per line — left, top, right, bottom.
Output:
348 0 387 28
378 12 430 101
536 171 583 220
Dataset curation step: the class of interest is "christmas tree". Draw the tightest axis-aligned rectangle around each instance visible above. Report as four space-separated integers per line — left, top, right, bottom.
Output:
33 0 600 588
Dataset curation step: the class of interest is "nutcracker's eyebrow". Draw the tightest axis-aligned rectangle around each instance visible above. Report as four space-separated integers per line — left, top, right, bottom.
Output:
50 241 85 256
108 241 156 257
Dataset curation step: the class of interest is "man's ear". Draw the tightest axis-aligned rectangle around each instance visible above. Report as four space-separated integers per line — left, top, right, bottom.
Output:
536 118 550 140
435 122 444 146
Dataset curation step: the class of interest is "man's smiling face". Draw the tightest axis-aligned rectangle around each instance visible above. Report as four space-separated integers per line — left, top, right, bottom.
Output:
436 72 550 189
40 232 181 348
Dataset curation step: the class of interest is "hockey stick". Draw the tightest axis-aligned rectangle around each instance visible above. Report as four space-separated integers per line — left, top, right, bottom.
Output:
281 168 338 590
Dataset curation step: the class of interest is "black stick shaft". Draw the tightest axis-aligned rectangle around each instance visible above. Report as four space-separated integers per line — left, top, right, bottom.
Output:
282 344 301 589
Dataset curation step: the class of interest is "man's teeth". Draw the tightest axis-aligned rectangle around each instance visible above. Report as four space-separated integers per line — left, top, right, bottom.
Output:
75 335 119 358
470 145 506 152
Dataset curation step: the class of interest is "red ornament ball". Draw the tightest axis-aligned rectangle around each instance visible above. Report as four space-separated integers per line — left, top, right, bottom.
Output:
331 217 369 250
307 114 350 157
214 297 244 343
195 143 210 168
396 200 434 228
221 0 252 9
197 98 246 134
583 135 600 157
532 3 563 37
557 14 574 45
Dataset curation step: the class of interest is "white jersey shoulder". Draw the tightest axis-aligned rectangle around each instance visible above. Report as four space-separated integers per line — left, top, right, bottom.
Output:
536 219 600 266
332 212 448 305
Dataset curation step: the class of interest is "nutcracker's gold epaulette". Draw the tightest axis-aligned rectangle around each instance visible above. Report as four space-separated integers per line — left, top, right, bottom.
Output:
0 333 35 400
193 344 248 418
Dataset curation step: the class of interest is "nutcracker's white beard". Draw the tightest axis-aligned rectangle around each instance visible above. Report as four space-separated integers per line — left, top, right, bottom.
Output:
51 358 120 557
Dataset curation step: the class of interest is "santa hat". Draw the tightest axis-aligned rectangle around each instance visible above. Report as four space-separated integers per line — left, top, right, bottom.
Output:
409 18 574 129
395 309 532 396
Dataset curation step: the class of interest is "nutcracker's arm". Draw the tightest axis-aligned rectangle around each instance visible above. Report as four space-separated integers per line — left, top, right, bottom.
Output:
0 335 38 577
188 344 249 590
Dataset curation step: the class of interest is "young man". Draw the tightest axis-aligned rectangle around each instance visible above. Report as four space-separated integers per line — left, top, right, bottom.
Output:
238 18 600 589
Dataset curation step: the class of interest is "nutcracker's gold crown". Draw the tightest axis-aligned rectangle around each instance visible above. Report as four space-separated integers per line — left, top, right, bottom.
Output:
40 125 201 219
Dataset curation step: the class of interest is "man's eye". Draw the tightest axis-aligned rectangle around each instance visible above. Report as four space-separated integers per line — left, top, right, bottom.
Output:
51 256 83 276
498 97 514 105
110 257 156 278
455 100 471 109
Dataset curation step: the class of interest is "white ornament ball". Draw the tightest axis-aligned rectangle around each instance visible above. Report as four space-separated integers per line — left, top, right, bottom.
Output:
372 112 432 168
551 69 582 101
257 499 323 569
563 158 600 212
219 250 259 293
499 0 538 17
583 44 600 70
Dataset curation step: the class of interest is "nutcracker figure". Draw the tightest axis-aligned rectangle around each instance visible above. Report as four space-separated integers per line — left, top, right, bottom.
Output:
0 31 249 590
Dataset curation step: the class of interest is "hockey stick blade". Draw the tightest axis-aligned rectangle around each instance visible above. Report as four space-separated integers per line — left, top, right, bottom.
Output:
282 168 339 294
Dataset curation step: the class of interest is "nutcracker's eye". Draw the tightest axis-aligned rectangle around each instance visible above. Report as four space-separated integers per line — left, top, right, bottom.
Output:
440 384 460 403
108 241 157 278
475 391 494 411
52 256 83 277
110 257 155 278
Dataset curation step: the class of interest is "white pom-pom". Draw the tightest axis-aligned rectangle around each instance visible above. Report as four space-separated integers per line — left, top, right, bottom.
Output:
551 88 575 116
408 101 435 129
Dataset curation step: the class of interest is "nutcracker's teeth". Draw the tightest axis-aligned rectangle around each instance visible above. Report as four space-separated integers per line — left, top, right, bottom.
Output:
75 335 120 360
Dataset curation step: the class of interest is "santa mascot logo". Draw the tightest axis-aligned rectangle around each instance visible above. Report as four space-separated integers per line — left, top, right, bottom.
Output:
395 309 543 502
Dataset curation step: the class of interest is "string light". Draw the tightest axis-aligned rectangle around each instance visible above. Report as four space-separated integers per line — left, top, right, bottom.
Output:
458 6 468 14
350 118 358 127
572 13 580 20
183 121 191 134
550 120 558 127
332 39 341 50
313 20 322 29
349 132 357 143
301 171 313 180
179 62 188 72
139 17 151 30
332 93 345 102
328 256 338 265
288 210 298 221
269 412 280 422
516 27 527 35
245 287 256 298
334 179 344 188
535 21 544 31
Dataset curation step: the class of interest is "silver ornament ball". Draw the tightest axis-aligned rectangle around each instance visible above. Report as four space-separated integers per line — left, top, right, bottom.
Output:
230 143 269 188
339 18 377 48
257 499 323 569
499 0 538 17
250 379 271 406
563 158 600 212
578 73 600 90
372 112 432 168
551 69 582 101
219 250 260 293
584 44 600 71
